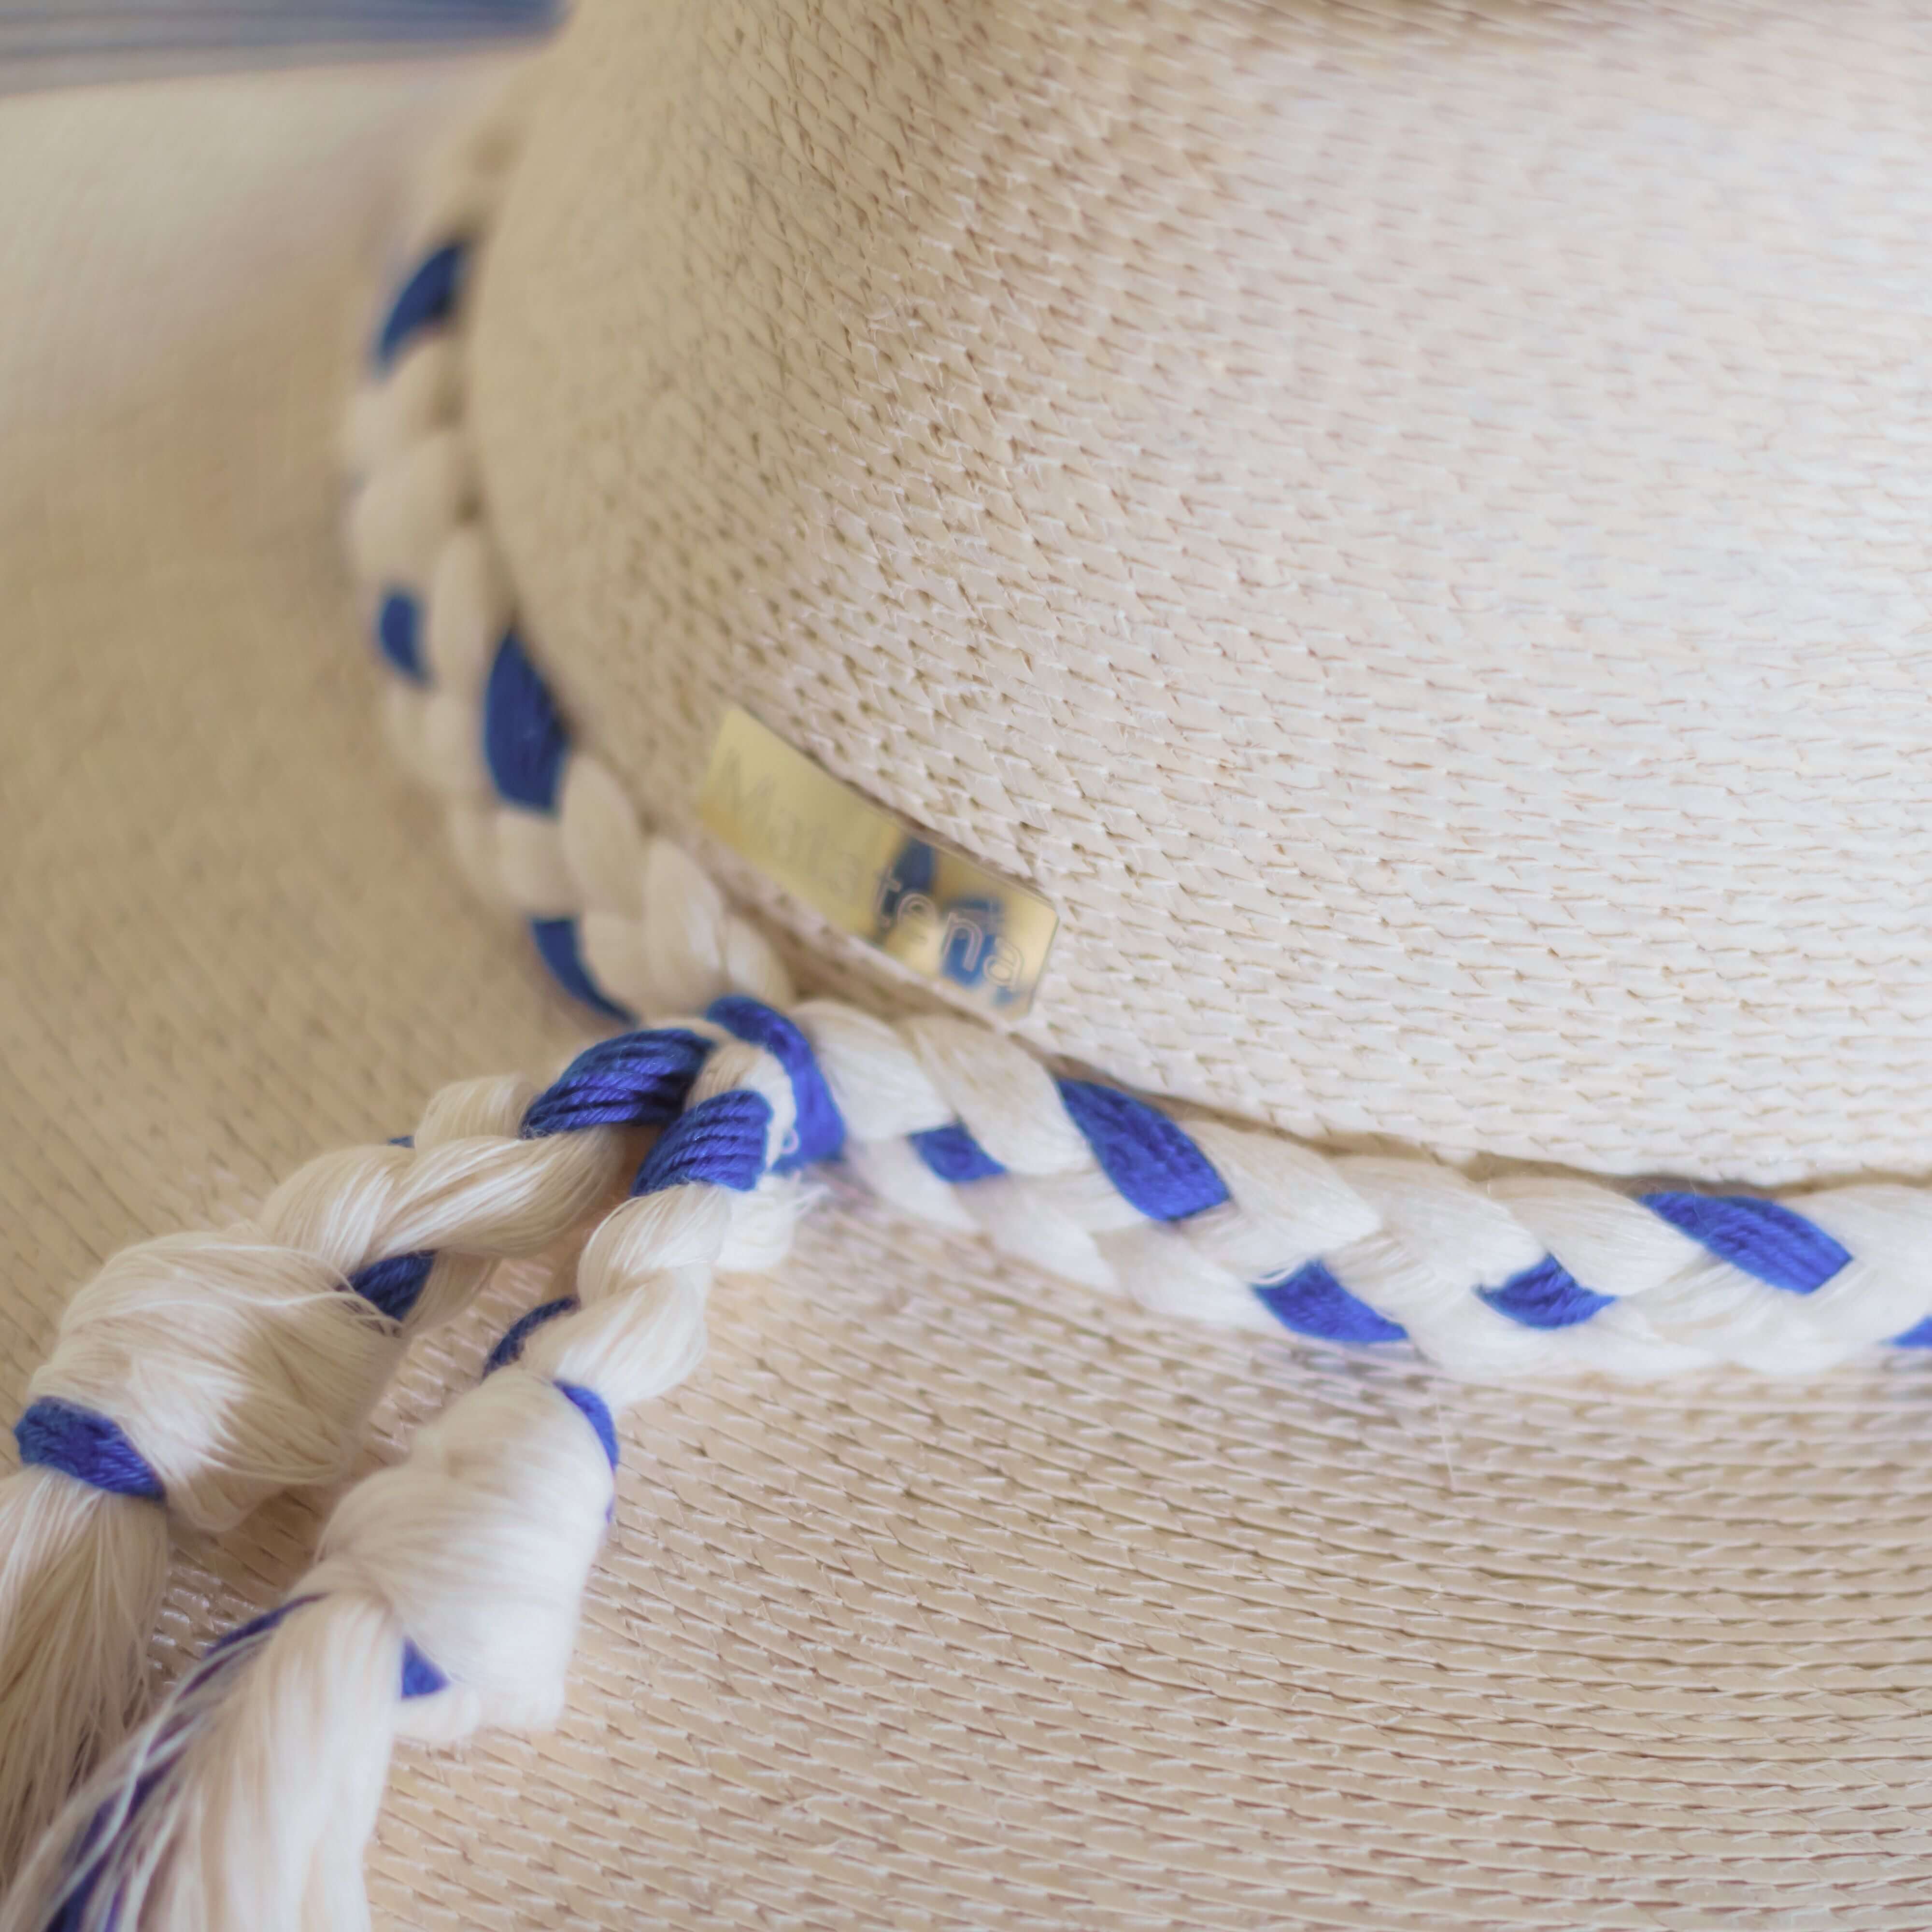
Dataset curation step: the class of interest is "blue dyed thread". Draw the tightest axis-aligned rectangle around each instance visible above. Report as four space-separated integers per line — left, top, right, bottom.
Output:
356 249 639 1023
1056 1079 1228 1223
483 630 568 811
15 1398 164 1501
484 1296 579 1375
348 1250 436 1323
373 239 468 371
520 1028 712 1138
708 996 846 1172
200 1595 313 1663
555 1381 620 1470
43 1594 444 1931
7 1026 726 1515
530 918 633 1023
910 1122 1005 1184
400 1642 449 1699
632 1089 774 1196
207 1598 446 1700
1477 1256 1614 1332
1641 1192 1851 1295
375 590 426 683
45 1605 313 1932
205 1600 442 1698
1254 1262 1406 1346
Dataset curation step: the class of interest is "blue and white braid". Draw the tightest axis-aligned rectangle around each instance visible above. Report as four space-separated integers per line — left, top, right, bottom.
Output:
340 99 1932 1386
0 1029 711 1881
3 1012 813 1932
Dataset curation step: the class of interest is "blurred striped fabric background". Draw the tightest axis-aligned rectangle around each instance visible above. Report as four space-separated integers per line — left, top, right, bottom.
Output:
0 1 556 86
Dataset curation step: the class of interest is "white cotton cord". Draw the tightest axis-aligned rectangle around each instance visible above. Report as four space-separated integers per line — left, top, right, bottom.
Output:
346 427 479 593
781 1002 1932 1377
342 112 793 1024
0 1597 404 1932
2 1031 802 1932
0 1059 654 1882
340 334 461 483
0 1477 168 1888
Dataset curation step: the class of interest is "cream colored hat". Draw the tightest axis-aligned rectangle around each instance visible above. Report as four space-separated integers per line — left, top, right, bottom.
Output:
9 4 1932 1926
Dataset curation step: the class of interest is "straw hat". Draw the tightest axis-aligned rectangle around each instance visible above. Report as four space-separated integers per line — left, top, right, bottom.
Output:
8 4 1932 1925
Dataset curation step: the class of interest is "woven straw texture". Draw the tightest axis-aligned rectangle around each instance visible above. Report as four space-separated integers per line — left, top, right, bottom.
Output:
473 0 1932 1187
9 38 1932 1932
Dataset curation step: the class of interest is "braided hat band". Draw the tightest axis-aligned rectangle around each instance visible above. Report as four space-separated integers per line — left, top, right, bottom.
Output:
340 108 1932 1388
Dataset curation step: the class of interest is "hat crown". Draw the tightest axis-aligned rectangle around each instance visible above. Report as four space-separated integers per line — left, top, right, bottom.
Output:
469 0 1932 1184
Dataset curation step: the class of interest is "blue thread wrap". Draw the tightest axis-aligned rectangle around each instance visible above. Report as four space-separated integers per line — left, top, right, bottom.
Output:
14 1399 164 1501
373 240 467 371
484 1296 579 1375
555 1381 620 1470
483 630 568 810
400 1643 450 1699
632 1090 774 1195
375 590 426 683
1478 1256 1614 1331
1056 1080 1228 1222
1642 1192 1850 1294
529 919 633 1023
911 1122 1005 1183
1253 1262 1406 1345
343 1043 719 1336
347 1250 436 1323
521 1029 713 1139
708 996 845 1173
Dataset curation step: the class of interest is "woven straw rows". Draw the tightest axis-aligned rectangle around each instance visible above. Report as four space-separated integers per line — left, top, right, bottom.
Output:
475 0 1932 1186
6 29 1932 1930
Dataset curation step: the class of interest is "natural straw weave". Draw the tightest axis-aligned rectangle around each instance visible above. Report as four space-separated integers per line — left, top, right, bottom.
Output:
474 0 1932 1186
8 25 1932 1932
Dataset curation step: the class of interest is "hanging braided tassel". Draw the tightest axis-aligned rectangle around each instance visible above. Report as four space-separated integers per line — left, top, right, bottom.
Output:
1 1019 815 1932
0 1032 715 1880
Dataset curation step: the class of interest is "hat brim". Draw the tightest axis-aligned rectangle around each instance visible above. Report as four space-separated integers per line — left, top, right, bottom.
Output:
8 60 1932 1932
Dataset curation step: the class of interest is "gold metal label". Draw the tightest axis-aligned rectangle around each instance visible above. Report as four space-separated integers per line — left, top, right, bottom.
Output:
696 706 1058 1019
